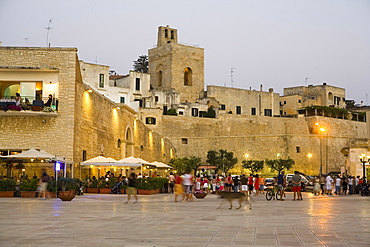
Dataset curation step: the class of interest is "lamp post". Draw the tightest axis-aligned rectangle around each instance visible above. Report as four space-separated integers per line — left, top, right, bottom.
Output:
359 154 370 183
319 127 326 177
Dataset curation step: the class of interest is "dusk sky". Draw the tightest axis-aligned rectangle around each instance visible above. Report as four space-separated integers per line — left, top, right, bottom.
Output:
1 0 369 104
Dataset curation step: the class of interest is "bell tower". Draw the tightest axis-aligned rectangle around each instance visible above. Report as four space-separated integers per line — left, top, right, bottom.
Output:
148 25 204 103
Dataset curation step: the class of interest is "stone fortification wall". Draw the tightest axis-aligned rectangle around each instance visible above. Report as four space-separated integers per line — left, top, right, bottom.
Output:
156 114 366 175
207 85 280 116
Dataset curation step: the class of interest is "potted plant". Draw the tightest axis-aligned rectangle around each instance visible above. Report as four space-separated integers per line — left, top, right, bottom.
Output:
20 179 38 198
193 190 207 199
47 179 57 198
98 180 111 194
0 179 16 197
86 179 99 193
57 178 78 201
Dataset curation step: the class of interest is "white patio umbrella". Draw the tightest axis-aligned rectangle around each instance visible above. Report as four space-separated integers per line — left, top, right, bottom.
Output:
81 156 117 166
0 148 55 159
152 161 173 169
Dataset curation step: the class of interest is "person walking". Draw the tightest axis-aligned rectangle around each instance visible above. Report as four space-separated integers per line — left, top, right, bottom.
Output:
335 175 341 195
277 171 286 201
169 172 175 193
174 174 184 202
254 174 260 196
182 171 193 202
124 168 138 204
292 171 302 200
348 176 354 195
341 174 348 195
247 174 254 195
233 175 239 192
313 176 321 196
325 174 334 196
38 171 51 199
240 174 248 195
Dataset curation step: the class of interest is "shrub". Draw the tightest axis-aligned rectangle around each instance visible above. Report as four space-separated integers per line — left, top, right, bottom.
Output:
20 179 39 191
0 179 16 191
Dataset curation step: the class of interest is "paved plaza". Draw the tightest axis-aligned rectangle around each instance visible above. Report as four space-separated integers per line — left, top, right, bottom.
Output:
0 192 369 247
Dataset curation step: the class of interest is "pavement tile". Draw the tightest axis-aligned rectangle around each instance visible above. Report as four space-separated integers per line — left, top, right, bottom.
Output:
0 192 369 246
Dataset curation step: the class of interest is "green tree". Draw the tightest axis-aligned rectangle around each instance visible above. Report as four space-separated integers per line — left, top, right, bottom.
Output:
242 160 264 174
168 156 202 175
265 158 295 174
133 55 148 73
206 149 237 175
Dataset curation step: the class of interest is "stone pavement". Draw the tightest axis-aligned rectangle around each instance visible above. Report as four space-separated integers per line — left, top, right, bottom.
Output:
0 192 369 247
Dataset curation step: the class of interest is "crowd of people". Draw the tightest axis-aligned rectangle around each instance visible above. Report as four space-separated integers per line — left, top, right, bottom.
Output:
313 173 369 196
169 172 269 202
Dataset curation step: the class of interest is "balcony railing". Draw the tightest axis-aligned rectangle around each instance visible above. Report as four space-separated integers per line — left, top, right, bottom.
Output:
0 98 58 116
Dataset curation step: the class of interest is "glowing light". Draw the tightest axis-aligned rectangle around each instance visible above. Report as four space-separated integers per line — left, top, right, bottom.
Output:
245 154 249 158
319 127 326 132
307 153 313 158
86 89 92 93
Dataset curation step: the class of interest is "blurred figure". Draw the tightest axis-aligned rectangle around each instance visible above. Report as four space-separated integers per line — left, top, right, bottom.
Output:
169 172 175 193
174 174 184 202
38 171 51 199
44 94 53 107
124 168 138 204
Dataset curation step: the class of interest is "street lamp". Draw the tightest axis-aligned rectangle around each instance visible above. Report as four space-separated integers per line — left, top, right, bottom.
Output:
319 127 326 177
359 154 370 183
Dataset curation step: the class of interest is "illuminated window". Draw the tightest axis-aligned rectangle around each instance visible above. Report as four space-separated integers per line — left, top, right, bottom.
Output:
145 117 156 125
99 74 104 88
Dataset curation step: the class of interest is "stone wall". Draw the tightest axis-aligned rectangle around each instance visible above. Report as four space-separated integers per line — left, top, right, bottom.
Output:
0 47 176 179
207 85 280 116
154 114 366 175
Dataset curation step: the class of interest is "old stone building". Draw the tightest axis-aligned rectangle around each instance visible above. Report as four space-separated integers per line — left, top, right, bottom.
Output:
0 47 175 178
280 83 346 115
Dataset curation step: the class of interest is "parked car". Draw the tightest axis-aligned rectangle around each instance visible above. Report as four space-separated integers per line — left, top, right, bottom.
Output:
264 178 275 189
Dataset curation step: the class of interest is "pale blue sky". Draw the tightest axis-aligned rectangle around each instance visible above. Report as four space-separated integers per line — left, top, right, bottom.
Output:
1 0 369 104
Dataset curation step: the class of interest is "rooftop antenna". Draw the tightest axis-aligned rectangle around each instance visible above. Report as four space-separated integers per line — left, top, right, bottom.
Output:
231 68 236 88
24 37 29 47
305 77 311 86
45 19 53 47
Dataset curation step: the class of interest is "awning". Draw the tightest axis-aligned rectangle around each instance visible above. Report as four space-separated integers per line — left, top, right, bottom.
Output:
152 161 173 168
81 156 117 166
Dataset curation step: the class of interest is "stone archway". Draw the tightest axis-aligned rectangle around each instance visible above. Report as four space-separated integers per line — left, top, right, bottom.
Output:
125 127 134 157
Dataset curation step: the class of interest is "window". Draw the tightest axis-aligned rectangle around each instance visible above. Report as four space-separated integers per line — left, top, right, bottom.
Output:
251 108 256 115
171 30 174 39
99 74 104 88
145 117 156 125
120 97 125 103
179 111 184 115
264 109 272 116
298 100 302 103
296 146 300 153
82 150 87 161
135 78 140 91
182 138 188 144
158 71 162 87
117 139 121 148
184 67 192 86
155 96 159 102
163 105 168 115
284 101 286 104
220 104 226 110
165 29 168 38
191 108 199 117
236 106 241 114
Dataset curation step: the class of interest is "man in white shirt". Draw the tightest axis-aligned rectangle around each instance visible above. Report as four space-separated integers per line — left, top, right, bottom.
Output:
325 175 334 196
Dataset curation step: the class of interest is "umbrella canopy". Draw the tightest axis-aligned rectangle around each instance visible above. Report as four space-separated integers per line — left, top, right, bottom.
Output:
81 156 117 166
115 156 153 167
152 161 173 168
0 148 55 159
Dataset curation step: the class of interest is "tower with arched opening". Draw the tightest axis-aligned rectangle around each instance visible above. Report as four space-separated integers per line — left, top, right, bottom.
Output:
148 25 204 103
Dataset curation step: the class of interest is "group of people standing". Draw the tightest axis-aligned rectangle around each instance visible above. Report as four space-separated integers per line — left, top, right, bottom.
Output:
314 174 366 196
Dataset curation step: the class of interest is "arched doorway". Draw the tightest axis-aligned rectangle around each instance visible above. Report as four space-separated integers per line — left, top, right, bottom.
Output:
125 127 133 157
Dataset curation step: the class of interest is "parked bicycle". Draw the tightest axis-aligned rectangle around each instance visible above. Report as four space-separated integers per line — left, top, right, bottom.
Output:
265 186 282 201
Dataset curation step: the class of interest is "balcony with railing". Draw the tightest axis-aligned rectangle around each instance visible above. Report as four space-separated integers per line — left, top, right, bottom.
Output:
0 97 58 116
